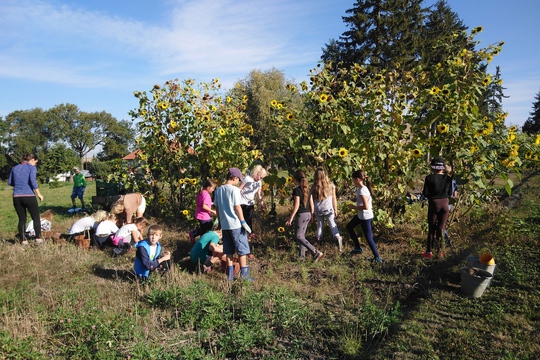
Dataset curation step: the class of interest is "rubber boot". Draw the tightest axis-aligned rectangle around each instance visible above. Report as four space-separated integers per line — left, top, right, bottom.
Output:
240 266 254 282
336 235 343 253
227 265 235 281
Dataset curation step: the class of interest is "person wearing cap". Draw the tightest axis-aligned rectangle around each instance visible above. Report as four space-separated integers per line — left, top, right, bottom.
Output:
213 167 254 281
421 157 453 259
71 167 87 209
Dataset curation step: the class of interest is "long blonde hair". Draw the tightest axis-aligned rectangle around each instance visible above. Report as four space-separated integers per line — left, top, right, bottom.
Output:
311 167 333 201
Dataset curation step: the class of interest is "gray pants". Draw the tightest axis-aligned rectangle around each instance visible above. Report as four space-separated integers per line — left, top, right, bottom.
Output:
294 212 317 257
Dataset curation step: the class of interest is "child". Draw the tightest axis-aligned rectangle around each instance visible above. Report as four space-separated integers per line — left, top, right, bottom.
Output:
239 164 267 239
190 230 227 272
68 210 108 236
134 224 171 281
346 169 382 262
421 157 452 259
214 167 253 281
25 209 54 238
190 179 217 244
310 167 343 252
444 164 459 246
94 212 121 248
111 217 148 256
285 170 323 262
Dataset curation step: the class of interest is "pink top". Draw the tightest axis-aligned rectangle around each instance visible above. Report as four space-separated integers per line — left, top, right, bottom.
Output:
195 190 213 221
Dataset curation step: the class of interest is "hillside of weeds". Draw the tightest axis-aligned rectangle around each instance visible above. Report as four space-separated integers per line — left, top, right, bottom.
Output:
0 174 539 359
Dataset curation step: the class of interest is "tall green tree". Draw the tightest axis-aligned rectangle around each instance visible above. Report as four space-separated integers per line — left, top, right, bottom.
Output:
38 144 80 182
321 0 426 72
523 89 540 134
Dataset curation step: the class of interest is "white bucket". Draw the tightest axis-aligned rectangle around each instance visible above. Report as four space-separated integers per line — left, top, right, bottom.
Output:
461 267 493 298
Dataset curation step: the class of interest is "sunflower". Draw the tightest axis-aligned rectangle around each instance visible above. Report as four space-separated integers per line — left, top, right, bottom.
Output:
277 103 283 109
158 135 166 142
319 94 328 102
286 176 293 184
178 179 185 185
271 99 278 107
158 197 167 204
219 128 226 136
338 148 348 158
525 151 533 159
278 227 285 233
159 101 169 110
411 149 422 158
437 124 448 133
226 96 231 103
482 77 491 86
536 135 540 146
139 109 147 117
511 144 520 152
471 26 484 34
286 113 294 121
169 120 177 128
429 87 440 95
182 209 189 216
190 178 198 185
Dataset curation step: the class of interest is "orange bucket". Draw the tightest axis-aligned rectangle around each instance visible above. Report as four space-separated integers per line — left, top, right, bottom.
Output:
479 253 495 265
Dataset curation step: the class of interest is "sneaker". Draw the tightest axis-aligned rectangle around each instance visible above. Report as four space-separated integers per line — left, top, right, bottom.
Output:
248 253 255 260
35 238 44 246
421 251 433 259
21 240 29 246
350 248 363 255
371 257 383 263
249 233 256 239
189 231 195 245
313 251 323 262
438 252 445 258
203 265 212 273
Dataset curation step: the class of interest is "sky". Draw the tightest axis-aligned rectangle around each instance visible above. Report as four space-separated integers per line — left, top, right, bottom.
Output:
1 0 539 131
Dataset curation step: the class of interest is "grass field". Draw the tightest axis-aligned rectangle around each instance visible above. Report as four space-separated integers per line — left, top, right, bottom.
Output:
0 176 539 359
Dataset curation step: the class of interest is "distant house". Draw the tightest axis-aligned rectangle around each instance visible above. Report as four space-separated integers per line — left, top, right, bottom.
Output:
51 169 94 182
122 149 142 161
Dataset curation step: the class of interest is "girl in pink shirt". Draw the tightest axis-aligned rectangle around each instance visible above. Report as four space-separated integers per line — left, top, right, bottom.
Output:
190 179 217 244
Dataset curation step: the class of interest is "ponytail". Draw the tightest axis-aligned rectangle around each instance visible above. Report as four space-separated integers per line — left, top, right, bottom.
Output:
352 169 372 196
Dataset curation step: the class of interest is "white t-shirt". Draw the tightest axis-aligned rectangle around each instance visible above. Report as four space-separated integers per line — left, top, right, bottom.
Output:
240 175 262 206
214 184 242 230
68 217 97 234
95 220 119 236
356 186 374 220
25 219 52 237
115 223 139 244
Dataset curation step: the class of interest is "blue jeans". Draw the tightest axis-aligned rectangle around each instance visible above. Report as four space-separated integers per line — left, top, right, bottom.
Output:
346 215 380 259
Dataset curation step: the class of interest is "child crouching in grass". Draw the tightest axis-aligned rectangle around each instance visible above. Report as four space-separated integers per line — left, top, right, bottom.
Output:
134 225 171 281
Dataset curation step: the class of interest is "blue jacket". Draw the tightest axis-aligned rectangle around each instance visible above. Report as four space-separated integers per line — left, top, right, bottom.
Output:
134 240 162 278
8 162 39 197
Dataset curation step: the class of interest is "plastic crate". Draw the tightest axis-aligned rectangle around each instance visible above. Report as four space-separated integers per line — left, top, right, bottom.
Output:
96 180 120 196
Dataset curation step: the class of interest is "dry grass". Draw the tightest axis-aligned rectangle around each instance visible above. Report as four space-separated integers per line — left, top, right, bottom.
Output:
0 175 539 359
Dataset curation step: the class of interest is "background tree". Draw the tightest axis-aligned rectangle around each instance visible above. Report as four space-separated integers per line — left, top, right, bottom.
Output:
522 88 540 134
38 144 80 182
97 119 135 161
234 68 303 168
1 108 57 160
321 0 426 73
49 104 124 163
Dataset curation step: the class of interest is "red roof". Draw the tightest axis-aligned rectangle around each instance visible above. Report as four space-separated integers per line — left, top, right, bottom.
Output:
122 149 141 160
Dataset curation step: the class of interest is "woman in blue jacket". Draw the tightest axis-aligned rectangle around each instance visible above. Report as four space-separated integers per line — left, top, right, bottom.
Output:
8 153 44 245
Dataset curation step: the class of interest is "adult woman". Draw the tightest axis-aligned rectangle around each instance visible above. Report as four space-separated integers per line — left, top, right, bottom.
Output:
110 193 146 224
8 153 44 245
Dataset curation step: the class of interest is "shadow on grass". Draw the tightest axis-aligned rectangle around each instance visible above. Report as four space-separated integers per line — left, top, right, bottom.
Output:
93 265 136 282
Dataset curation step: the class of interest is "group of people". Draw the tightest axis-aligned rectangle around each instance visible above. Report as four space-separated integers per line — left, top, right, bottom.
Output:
8 153 458 282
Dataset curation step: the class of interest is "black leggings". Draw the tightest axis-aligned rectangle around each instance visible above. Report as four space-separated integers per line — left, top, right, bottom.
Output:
426 198 449 252
13 196 41 240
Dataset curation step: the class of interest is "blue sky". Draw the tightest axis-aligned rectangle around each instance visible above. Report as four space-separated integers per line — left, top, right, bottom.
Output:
1 0 539 130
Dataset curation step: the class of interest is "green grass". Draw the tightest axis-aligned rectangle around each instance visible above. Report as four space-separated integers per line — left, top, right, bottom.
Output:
0 175 539 359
